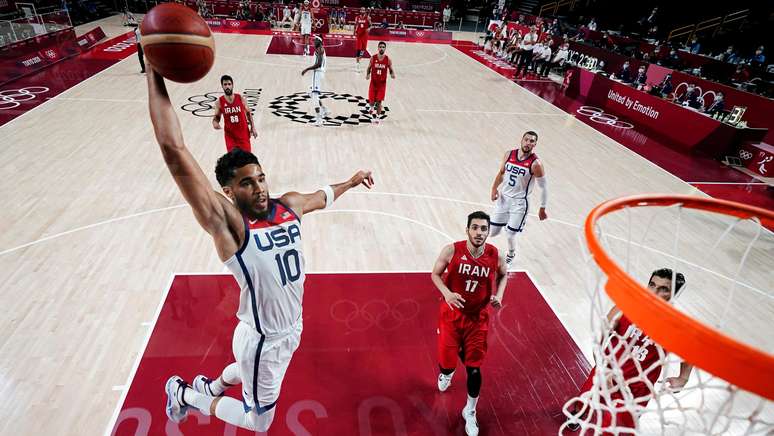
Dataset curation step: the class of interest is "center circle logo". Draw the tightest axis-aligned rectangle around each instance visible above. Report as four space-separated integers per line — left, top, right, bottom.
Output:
268 91 388 126
575 106 634 129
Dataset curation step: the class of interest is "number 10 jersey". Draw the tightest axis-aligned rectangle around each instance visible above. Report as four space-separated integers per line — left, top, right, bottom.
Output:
224 200 305 337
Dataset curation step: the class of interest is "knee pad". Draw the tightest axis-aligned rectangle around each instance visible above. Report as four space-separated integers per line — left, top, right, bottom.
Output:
466 366 482 397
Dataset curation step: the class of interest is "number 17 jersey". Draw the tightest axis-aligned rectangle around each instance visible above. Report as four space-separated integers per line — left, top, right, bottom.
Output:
224 200 305 337
444 241 499 314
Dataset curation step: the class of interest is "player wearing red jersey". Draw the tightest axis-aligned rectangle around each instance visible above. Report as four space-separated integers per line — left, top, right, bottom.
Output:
565 268 694 433
354 7 370 71
212 75 257 152
365 41 395 124
431 211 508 436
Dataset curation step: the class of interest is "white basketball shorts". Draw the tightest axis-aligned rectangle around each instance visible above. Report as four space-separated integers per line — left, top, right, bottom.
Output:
491 195 529 232
233 320 302 413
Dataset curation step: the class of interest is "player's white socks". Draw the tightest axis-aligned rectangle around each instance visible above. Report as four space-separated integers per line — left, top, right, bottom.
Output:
465 394 479 411
183 387 215 416
506 232 518 253
210 362 240 396
215 396 276 432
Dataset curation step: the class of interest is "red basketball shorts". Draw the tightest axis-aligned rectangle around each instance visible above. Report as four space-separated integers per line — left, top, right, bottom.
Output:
225 134 251 153
437 303 489 369
368 81 386 103
356 34 368 52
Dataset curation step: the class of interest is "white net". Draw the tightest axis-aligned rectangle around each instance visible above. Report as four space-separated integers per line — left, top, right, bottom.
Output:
560 197 774 435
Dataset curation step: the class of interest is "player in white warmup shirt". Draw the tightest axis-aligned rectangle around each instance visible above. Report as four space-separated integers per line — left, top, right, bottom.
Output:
299 0 314 56
489 130 549 264
302 36 329 126
145 67 375 433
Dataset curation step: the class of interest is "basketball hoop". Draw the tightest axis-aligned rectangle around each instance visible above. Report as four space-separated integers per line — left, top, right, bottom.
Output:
562 194 774 435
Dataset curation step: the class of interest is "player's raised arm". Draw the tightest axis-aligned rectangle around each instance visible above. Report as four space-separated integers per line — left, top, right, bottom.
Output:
490 151 509 201
490 253 508 309
431 244 465 309
280 170 374 218
146 69 234 239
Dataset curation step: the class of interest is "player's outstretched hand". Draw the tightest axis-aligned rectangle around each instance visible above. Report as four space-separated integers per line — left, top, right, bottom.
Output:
490 294 503 309
444 292 465 309
538 207 548 221
351 170 374 189
665 377 688 392
491 190 499 201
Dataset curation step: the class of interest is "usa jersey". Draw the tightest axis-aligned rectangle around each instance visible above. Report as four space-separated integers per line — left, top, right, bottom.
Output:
224 200 305 337
497 149 538 199
444 241 499 314
301 8 311 25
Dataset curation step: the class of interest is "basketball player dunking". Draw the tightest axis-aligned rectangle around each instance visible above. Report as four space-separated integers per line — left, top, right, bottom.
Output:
301 36 329 126
354 7 371 71
489 130 549 265
145 67 375 432
212 74 257 152
432 211 508 436
365 41 395 124
299 0 314 56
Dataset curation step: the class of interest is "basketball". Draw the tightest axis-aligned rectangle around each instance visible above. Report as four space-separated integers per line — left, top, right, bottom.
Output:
140 3 214 83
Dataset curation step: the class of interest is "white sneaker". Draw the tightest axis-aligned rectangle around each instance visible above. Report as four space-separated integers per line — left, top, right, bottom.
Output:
505 250 516 265
165 376 190 423
314 117 324 127
321 107 330 118
462 407 479 436
192 374 221 397
437 371 454 392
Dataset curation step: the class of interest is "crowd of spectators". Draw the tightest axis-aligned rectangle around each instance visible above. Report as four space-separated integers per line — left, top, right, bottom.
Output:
561 8 771 97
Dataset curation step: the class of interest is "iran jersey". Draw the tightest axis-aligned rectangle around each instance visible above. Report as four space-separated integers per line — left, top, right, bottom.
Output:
444 240 499 314
219 94 250 152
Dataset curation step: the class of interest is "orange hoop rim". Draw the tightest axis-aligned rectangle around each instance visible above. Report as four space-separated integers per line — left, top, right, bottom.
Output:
585 194 774 400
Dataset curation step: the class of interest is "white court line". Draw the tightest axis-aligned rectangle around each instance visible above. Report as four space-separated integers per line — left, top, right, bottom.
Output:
48 96 146 103
103 272 175 436
313 208 455 241
524 269 588 360
688 181 769 185
0 204 186 256
452 50 695 190
415 108 568 116
0 54 132 130
1 190 769 298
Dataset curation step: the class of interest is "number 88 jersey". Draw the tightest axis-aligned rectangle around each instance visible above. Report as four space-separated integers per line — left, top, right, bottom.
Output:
444 240 499 314
225 200 305 337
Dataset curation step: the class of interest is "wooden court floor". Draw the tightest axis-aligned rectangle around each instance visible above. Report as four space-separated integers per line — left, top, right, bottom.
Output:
0 15 771 435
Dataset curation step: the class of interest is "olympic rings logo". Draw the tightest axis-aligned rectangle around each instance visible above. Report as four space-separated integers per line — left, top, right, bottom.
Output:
738 150 753 160
673 82 716 107
0 86 50 110
416 31 425 37
330 299 420 331
576 106 634 129
313 18 324 28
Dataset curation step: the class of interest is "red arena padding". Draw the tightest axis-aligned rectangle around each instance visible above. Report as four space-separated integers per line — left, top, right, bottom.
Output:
267 32 368 58
109 272 589 435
